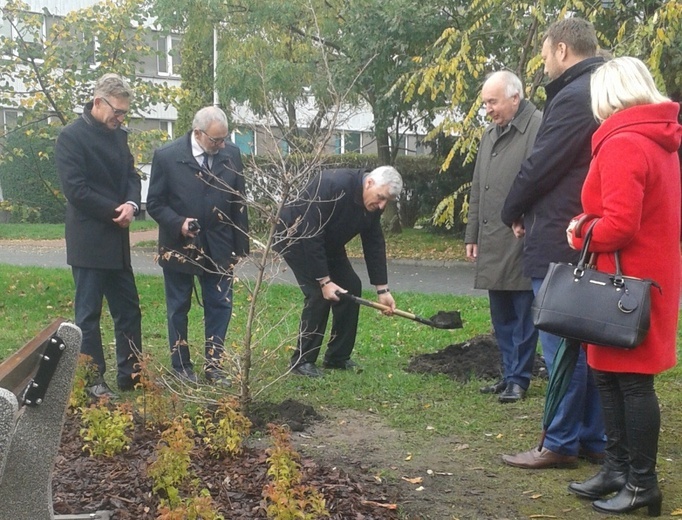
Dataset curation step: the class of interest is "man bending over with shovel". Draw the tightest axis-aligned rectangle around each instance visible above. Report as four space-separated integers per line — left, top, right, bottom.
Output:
275 166 403 378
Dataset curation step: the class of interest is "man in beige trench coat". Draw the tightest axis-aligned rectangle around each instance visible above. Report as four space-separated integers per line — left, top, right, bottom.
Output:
464 70 542 403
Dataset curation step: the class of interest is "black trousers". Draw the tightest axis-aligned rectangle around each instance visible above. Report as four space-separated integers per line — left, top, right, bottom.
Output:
284 253 362 367
72 266 142 386
593 369 660 488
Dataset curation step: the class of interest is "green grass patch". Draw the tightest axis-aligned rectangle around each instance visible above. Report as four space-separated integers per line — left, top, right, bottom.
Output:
0 219 158 240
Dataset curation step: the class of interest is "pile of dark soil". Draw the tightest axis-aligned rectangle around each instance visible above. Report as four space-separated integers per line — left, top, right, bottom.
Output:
405 333 547 381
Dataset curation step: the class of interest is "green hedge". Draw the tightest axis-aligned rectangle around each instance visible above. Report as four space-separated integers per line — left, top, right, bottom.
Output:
248 153 473 232
0 128 65 223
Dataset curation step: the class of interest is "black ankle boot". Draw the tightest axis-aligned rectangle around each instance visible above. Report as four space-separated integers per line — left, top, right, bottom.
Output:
592 483 662 517
568 468 627 499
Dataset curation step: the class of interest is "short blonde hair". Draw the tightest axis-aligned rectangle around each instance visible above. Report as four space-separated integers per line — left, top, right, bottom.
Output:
591 57 669 123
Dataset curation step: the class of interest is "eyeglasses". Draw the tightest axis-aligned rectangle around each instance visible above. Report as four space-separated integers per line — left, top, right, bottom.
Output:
100 97 128 117
200 129 229 145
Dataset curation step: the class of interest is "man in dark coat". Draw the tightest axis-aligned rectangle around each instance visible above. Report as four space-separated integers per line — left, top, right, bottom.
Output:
147 106 249 386
501 18 606 469
55 73 142 399
465 70 542 403
276 166 402 377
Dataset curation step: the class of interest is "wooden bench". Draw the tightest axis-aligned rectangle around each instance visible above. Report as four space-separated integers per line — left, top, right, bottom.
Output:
0 319 111 520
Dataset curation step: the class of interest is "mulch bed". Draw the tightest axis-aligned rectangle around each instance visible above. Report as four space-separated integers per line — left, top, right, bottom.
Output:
52 335 544 518
52 402 400 519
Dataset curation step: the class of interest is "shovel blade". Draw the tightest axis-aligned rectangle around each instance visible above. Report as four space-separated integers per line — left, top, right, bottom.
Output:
428 311 463 330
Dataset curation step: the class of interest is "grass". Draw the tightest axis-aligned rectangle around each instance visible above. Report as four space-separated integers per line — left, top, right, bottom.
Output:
3 263 682 518
0 219 158 240
0 221 464 260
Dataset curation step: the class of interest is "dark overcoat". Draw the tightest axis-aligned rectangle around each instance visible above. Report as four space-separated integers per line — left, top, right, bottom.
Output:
276 168 388 285
55 102 141 270
146 133 249 275
501 57 604 278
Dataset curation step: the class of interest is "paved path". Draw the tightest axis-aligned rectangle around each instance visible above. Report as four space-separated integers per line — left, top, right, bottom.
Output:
0 231 484 296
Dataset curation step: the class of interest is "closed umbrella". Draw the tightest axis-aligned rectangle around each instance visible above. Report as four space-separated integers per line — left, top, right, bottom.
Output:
538 337 581 450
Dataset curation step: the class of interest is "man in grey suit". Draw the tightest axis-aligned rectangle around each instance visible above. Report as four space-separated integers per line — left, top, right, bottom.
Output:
147 106 249 386
55 73 142 399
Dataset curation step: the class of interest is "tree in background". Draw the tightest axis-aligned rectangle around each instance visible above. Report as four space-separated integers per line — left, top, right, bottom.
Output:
0 0 179 221
153 0 214 135
404 0 681 228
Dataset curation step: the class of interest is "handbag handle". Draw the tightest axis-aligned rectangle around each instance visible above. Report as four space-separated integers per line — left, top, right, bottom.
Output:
576 218 626 284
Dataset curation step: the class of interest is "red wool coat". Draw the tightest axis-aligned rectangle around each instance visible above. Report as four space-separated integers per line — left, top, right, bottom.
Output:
570 102 682 375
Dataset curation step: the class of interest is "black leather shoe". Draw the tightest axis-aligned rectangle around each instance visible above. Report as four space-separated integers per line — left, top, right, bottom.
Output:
568 468 627 499
498 382 526 403
86 381 118 400
323 359 362 372
480 380 506 394
592 483 662 517
290 362 324 378
174 367 198 384
205 368 232 387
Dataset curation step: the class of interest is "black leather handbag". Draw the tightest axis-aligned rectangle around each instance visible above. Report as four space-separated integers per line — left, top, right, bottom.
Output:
531 221 660 349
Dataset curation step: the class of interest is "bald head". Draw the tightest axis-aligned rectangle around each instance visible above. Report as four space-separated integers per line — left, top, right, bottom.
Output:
481 71 523 127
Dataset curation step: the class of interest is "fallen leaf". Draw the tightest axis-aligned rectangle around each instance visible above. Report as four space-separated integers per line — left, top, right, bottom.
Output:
530 493 542 499
404 453 412 461
402 476 423 484
415 486 425 491
360 500 398 510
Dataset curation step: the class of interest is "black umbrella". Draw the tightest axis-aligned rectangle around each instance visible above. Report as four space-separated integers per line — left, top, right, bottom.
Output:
538 337 581 450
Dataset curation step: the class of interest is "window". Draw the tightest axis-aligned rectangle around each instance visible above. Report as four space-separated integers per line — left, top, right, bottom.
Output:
1 109 18 135
157 34 182 77
8 12 45 61
233 128 255 155
278 138 289 156
344 132 361 153
128 118 173 138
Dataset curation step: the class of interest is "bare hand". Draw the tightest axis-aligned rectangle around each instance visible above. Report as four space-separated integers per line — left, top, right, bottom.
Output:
378 292 396 316
181 218 199 238
322 281 343 301
465 243 477 262
511 220 525 238
566 218 578 249
112 203 135 228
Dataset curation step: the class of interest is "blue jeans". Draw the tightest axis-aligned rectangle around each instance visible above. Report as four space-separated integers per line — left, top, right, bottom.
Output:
488 290 538 390
163 268 233 372
532 277 605 456
72 266 142 386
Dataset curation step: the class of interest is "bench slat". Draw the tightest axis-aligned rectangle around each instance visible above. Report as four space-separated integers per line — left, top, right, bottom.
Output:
0 319 65 397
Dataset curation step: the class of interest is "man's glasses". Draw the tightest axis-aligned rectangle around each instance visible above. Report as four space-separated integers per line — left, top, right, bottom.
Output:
200 129 229 145
100 97 128 117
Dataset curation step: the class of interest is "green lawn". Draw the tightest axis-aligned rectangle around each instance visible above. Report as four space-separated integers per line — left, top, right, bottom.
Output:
3 264 682 518
0 219 158 240
0 222 464 261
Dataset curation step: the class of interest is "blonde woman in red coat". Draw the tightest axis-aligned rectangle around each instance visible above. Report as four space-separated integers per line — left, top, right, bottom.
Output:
566 57 682 517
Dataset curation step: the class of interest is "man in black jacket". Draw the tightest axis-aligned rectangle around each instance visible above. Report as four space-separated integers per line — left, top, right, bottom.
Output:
501 18 606 469
55 73 142 399
276 166 402 377
147 106 249 386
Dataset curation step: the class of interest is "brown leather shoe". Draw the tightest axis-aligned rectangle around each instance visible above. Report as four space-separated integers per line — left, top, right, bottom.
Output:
578 446 605 465
502 447 578 469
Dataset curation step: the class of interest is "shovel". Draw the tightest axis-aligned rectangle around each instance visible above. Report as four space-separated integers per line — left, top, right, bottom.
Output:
337 291 462 330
